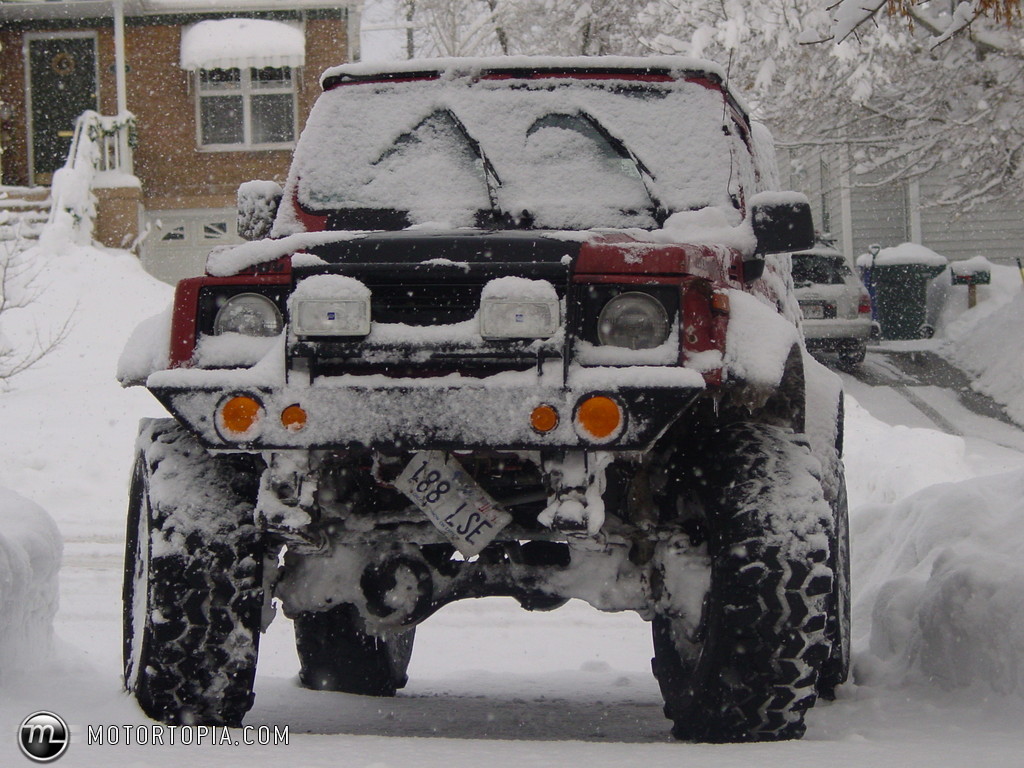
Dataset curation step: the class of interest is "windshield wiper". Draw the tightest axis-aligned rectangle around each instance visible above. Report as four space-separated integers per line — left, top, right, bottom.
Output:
577 111 667 225
440 108 504 220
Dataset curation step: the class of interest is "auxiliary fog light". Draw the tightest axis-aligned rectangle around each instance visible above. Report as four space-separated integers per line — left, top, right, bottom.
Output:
280 404 308 432
480 299 559 339
217 394 264 440
292 298 371 337
530 404 560 434
574 395 623 441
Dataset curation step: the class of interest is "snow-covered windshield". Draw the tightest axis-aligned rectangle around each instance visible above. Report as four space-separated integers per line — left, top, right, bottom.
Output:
291 76 754 231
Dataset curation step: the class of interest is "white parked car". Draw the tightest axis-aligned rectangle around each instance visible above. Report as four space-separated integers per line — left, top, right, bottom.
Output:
793 242 874 368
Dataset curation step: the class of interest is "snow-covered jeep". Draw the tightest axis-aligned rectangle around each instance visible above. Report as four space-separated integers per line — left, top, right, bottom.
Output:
119 56 850 743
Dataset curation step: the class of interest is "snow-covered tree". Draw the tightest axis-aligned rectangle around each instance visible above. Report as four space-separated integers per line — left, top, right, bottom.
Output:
641 0 1024 209
391 0 649 58
830 0 1021 43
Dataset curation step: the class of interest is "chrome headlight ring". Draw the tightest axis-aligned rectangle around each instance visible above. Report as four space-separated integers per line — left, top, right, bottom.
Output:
213 293 284 337
597 291 671 350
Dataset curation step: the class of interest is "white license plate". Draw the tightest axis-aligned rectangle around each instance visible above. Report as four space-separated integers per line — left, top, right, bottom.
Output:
801 303 825 319
395 451 513 557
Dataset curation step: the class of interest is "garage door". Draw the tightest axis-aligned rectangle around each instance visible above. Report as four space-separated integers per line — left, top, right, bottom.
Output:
141 209 242 285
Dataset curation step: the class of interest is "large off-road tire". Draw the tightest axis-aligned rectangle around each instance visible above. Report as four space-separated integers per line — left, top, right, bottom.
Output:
816 456 852 699
652 423 836 742
294 604 415 696
123 418 263 726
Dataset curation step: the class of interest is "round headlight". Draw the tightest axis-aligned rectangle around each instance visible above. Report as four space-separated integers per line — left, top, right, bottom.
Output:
597 292 670 350
214 293 283 337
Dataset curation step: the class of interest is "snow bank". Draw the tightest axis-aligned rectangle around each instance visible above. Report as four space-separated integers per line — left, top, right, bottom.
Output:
929 263 1024 426
842 396 975 509
844 392 1024 698
946 291 1024 425
0 488 62 680
0 243 172 541
852 470 1024 695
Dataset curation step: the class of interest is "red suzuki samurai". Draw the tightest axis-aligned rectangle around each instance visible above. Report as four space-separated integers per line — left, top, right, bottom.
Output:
120 56 850 743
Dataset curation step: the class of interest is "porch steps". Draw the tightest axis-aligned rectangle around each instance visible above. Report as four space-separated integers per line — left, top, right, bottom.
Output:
0 186 51 250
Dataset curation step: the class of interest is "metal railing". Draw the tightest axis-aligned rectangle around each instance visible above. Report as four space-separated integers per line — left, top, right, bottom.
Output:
45 110 136 242
65 109 136 177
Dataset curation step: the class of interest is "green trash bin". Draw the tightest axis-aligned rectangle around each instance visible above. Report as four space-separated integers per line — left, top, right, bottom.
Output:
867 244 948 340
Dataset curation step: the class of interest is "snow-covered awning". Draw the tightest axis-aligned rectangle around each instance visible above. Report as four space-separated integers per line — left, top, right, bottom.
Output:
179 18 305 71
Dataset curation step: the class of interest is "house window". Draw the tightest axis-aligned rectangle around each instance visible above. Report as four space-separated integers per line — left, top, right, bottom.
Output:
197 66 296 149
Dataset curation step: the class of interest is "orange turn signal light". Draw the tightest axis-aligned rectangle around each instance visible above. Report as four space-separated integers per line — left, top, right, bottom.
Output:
575 395 622 440
711 291 730 314
530 404 559 433
281 404 308 432
219 395 262 436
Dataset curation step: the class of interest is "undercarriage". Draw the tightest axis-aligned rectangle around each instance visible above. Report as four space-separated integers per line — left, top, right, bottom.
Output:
266 445 712 632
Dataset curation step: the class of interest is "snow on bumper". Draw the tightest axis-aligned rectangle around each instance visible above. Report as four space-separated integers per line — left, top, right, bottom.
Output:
146 365 705 451
802 318 873 342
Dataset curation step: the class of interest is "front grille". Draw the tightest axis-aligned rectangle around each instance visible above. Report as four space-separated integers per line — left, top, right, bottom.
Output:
367 283 482 325
290 234 576 378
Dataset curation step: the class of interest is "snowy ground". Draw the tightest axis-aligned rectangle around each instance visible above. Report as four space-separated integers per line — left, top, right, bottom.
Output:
2 243 1024 766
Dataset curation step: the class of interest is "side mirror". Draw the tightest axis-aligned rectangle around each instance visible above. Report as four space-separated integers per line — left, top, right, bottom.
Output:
750 191 815 255
237 180 283 241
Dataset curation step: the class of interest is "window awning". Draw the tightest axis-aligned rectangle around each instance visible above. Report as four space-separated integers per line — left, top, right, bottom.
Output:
180 18 305 71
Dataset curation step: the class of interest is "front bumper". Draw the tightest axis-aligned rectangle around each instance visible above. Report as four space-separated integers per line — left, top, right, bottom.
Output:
148 364 705 451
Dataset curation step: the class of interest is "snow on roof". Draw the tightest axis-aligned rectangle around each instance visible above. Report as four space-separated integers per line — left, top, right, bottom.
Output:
180 18 304 70
320 55 728 87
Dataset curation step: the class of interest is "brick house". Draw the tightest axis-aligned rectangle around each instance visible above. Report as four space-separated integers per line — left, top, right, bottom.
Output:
0 0 360 282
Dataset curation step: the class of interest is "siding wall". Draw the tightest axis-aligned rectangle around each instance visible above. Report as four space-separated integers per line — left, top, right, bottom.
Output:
779 143 1024 266
847 174 909 260
918 171 1024 265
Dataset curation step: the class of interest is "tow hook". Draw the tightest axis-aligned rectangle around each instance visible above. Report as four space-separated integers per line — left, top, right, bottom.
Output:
360 554 433 627
537 451 612 536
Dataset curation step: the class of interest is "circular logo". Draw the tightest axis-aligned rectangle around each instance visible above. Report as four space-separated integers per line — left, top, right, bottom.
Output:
18 711 69 762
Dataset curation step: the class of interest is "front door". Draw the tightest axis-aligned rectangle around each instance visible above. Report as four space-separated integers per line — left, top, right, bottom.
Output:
27 35 98 184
